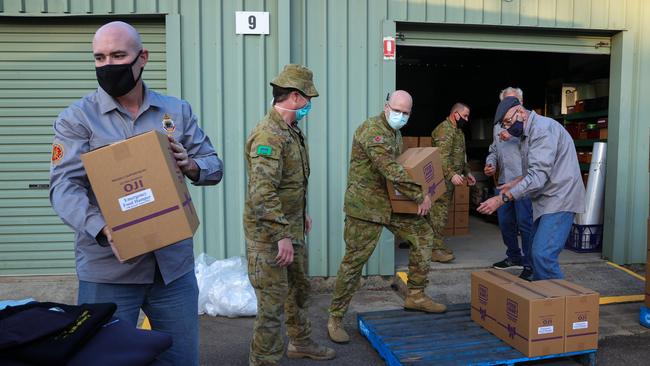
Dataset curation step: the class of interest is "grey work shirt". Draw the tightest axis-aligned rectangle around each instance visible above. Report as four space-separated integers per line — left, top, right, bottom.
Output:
485 124 523 184
49 85 223 285
509 111 585 221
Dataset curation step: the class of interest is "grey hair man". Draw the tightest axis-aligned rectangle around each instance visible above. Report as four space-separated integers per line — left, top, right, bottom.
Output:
484 87 534 280
499 87 523 102
478 96 585 281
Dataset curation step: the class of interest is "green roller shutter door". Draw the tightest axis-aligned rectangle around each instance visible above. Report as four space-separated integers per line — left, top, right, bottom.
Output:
397 25 611 55
0 18 166 275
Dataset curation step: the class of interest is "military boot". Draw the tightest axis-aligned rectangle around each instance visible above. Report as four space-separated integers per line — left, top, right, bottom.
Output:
431 249 455 263
404 289 447 313
286 338 336 360
327 315 350 343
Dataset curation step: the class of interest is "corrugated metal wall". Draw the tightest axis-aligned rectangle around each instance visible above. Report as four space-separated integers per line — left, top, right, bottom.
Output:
1 0 648 276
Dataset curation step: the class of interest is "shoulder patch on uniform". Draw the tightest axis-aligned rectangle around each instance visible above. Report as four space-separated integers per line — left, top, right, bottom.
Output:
373 136 384 143
51 143 64 165
257 145 273 156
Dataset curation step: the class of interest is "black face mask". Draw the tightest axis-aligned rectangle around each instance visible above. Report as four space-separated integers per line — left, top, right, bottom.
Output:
455 112 468 129
95 51 143 97
507 120 524 137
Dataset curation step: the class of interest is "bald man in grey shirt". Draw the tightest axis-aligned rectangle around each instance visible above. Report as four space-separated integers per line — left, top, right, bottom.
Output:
478 96 584 281
49 21 222 365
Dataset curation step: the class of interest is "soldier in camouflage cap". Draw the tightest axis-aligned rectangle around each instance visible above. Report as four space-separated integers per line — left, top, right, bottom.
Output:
270 64 319 97
244 64 334 366
327 90 447 344
428 103 477 263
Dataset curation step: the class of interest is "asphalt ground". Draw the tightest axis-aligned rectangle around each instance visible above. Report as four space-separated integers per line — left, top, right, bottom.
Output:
197 290 650 366
1 235 648 366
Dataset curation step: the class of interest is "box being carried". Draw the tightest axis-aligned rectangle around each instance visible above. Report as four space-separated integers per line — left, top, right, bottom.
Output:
81 131 199 262
386 147 446 214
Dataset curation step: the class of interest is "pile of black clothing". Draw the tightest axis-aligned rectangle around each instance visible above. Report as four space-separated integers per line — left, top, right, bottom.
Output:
0 301 172 366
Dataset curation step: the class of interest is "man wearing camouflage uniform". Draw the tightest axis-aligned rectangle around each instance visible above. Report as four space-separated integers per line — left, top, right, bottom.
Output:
327 90 447 344
428 103 476 262
244 64 335 366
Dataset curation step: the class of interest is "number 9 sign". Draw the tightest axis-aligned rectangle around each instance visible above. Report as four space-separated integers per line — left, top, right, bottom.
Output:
236 11 270 35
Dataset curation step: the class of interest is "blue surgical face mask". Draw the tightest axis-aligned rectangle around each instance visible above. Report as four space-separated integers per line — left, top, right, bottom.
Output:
387 110 409 130
295 100 311 121
272 94 312 122
507 120 524 137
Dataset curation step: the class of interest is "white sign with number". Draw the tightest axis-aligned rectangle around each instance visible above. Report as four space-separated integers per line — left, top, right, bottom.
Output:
235 11 269 35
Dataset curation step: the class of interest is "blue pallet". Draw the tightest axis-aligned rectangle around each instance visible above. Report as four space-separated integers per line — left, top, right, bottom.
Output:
357 304 596 366
641 305 650 328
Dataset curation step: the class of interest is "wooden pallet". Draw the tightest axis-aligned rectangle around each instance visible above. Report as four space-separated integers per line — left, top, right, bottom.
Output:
357 304 596 366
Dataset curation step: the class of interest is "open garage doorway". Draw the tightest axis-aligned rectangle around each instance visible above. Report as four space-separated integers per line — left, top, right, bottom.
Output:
393 43 611 271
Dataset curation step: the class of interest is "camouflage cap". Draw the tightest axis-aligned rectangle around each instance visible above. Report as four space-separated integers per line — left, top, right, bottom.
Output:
270 64 319 97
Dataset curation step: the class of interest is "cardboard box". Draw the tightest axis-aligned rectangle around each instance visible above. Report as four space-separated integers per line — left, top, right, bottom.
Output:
454 184 470 208
454 209 469 229
599 128 608 139
82 131 199 262
455 203 470 212
471 270 523 321
386 148 446 214
536 280 599 352
471 270 522 331
498 282 565 357
561 85 577 114
402 136 419 150
418 136 432 147
471 270 565 357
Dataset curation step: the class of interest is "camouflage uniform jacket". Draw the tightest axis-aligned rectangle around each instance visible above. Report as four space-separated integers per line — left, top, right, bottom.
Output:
244 108 309 243
344 112 424 224
431 118 470 184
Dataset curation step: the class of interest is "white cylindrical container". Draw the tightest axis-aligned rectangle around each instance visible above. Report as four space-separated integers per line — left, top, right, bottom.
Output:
575 142 607 225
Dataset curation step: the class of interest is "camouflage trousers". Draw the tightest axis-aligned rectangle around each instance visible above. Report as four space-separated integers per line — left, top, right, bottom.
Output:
428 187 453 251
328 214 434 318
247 240 311 365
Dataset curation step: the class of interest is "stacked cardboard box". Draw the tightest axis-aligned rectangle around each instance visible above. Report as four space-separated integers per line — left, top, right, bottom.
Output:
442 184 470 236
471 270 599 357
453 184 470 235
402 136 419 150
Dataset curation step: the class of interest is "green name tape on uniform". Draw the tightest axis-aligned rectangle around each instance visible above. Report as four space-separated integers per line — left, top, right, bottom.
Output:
257 145 273 156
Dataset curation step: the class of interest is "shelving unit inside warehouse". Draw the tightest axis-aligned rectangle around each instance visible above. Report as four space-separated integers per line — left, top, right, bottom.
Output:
549 82 610 253
564 110 609 180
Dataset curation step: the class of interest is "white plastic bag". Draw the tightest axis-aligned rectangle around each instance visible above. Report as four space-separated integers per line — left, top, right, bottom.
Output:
195 253 257 317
